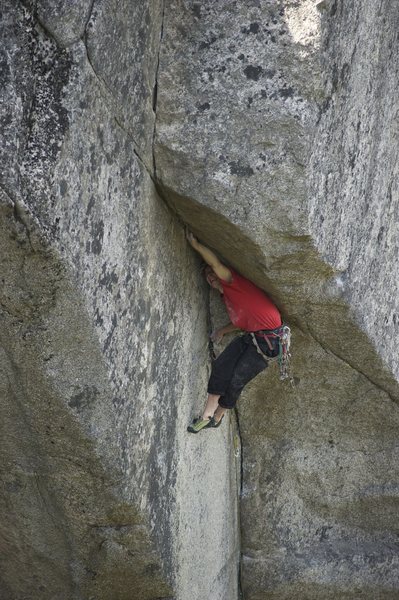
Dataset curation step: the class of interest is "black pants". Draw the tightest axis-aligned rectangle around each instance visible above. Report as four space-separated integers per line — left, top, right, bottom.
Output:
207 333 279 409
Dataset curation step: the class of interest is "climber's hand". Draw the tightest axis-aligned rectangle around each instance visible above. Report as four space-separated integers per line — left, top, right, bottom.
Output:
210 328 224 343
186 229 199 248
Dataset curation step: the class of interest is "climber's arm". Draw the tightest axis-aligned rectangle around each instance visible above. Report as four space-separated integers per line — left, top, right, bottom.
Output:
210 322 240 343
186 231 232 283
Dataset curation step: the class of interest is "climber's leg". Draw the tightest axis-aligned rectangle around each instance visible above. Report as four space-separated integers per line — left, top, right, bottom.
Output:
213 404 226 423
201 393 221 420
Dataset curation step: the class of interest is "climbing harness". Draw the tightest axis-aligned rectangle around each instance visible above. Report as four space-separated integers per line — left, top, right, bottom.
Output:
250 325 294 386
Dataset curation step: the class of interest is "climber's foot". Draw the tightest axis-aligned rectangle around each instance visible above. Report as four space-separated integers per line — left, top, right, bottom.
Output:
187 416 211 434
207 415 224 428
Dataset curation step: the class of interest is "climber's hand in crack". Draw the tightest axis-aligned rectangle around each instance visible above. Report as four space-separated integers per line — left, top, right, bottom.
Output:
210 328 224 344
211 323 240 343
186 229 199 249
185 229 232 284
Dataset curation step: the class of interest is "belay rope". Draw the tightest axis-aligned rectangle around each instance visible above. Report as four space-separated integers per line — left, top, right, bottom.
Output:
250 325 294 387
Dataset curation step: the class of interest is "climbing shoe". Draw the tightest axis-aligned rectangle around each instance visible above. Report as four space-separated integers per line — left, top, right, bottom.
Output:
187 415 224 433
208 415 224 428
187 417 211 434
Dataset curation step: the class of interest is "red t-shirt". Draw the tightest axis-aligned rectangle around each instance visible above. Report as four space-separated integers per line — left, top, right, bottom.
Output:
220 270 282 332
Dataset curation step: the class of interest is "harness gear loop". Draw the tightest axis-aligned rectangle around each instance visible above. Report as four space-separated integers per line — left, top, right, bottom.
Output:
250 325 294 386
250 333 279 364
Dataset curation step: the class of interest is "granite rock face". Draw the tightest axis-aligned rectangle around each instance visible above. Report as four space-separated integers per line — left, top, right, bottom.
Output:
1 1 399 599
155 0 399 598
309 0 399 381
0 2 238 599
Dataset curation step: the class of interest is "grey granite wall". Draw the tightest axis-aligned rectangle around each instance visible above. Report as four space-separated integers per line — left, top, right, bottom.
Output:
2 1 399 599
0 2 238 599
155 1 399 598
310 0 399 381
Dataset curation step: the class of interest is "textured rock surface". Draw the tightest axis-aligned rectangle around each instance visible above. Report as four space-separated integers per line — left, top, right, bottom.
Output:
2 0 399 599
309 1 399 381
0 2 238 599
155 0 399 598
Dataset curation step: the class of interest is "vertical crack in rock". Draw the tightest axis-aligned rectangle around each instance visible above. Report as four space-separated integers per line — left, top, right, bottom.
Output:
152 0 165 177
83 0 96 36
81 37 150 172
204 277 243 599
81 6 152 173
234 407 245 600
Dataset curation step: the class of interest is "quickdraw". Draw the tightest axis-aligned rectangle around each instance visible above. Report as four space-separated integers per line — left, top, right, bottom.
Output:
250 325 294 386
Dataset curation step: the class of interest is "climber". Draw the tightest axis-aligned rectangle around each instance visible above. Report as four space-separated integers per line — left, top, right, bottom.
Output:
186 231 283 433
